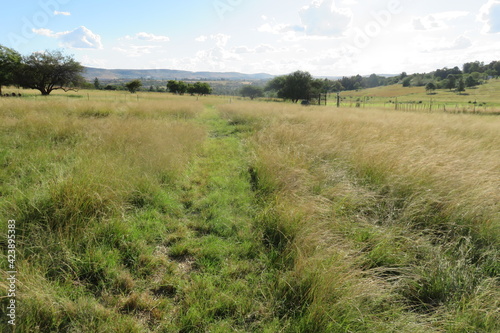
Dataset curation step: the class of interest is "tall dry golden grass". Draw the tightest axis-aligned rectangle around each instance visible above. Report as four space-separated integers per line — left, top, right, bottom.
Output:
219 101 499 331
1 95 206 235
249 105 499 236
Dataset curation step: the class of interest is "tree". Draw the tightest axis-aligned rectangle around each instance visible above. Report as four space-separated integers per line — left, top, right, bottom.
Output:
125 79 142 93
167 80 188 94
425 82 437 94
402 77 412 87
194 82 212 95
265 75 286 96
266 71 313 103
463 61 485 74
446 74 457 91
0 45 22 96
240 85 264 100
366 74 380 88
465 75 478 88
456 77 466 94
94 77 101 90
323 79 344 92
187 82 212 95
17 50 84 95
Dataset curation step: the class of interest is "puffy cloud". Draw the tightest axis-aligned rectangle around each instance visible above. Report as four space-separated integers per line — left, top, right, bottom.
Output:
32 28 54 37
193 47 241 71
212 33 231 47
438 35 473 50
54 11 71 16
424 35 473 52
257 23 305 34
124 32 170 42
232 44 276 54
195 35 209 42
33 26 103 49
479 0 500 33
412 11 469 31
299 0 352 37
59 26 103 49
258 0 350 38
194 34 231 47
412 16 444 31
113 45 162 58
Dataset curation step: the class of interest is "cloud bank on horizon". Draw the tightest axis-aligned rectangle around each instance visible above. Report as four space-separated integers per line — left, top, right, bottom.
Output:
2 0 500 76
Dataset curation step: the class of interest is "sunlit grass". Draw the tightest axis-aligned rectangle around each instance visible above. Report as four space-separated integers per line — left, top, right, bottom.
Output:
234 102 500 331
0 89 498 332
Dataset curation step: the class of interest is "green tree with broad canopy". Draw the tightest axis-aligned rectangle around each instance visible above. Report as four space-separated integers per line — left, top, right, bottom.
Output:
240 85 264 100
266 70 313 103
425 82 437 94
465 75 478 88
0 45 22 96
456 77 466 94
446 74 457 91
167 80 188 94
187 82 212 96
17 50 84 95
125 79 142 93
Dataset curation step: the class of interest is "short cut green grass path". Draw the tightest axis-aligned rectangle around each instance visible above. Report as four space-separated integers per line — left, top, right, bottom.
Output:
161 105 279 332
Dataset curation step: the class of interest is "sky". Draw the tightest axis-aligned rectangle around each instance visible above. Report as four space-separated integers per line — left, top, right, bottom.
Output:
1 0 500 76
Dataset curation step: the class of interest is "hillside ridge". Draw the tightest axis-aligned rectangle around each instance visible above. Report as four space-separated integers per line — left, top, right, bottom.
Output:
83 67 274 81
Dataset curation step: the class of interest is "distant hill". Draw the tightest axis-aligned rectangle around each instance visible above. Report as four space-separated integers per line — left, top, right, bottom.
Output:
83 67 275 81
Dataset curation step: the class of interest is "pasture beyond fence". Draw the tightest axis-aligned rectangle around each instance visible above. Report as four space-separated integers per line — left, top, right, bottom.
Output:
333 95 500 115
2 87 500 115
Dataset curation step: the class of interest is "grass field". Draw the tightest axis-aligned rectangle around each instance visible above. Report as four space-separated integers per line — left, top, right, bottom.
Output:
336 78 500 113
0 89 499 332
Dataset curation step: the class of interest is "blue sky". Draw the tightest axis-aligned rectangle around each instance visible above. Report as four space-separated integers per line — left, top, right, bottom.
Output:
1 0 500 76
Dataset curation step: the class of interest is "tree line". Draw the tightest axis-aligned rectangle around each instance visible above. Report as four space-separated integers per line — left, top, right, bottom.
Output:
241 60 500 102
92 78 213 96
166 80 212 95
1 44 214 96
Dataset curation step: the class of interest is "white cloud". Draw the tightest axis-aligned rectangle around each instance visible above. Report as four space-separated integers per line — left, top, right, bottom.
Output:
54 11 71 16
80 54 107 68
113 44 162 58
212 33 231 47
233 46 252 53
299 0 352 37
412 11 469 31
479 0 500 33
424 35 473 52
194 34 231 47
258 0 351 39
232 44 276 54
59 26 103 49
183 46 242 71
32 28 55 37
255 44 276 53
33 26 103 49
124 32 170 42
195 35 209 42
258 22 305 35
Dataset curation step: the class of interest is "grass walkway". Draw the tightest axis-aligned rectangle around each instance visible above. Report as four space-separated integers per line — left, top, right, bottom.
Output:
161 106 278 332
